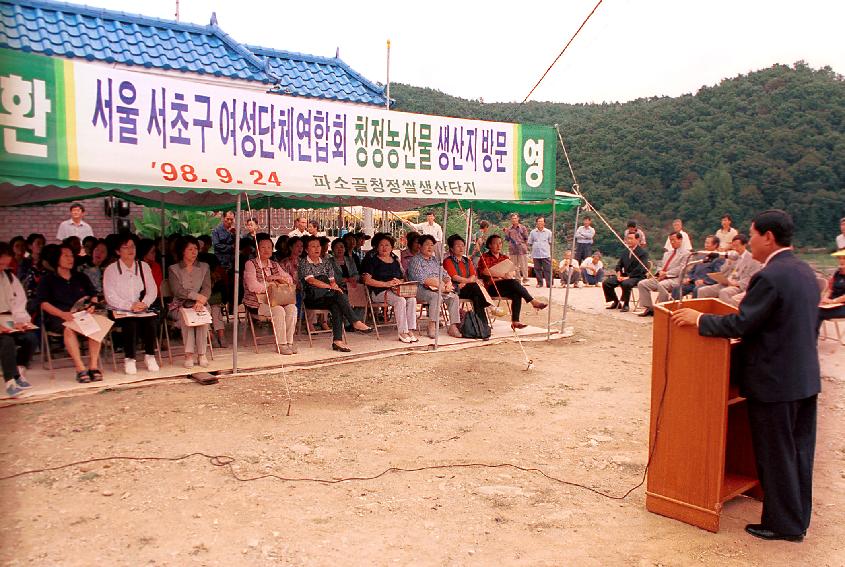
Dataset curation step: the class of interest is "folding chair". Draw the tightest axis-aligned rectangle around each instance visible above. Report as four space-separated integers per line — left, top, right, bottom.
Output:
40 306 117 381
159 280 214 364
818 275 844 345
243 306 278 353
299 307 345 347
347 282 379 335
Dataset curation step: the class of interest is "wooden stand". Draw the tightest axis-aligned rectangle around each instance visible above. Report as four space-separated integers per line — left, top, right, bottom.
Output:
646 298 762 532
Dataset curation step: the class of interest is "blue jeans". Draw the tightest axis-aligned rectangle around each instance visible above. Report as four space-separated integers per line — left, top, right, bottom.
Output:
581 268 604 285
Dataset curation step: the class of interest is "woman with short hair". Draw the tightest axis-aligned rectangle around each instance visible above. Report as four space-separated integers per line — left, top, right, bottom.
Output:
299 237 371 352
103 234 159 375
168 236 212 369
477 235 547 330
0 241 37 397
362 234 418 343
444 234 492 320
36 244 103 382
82 239 111 294
244 233 298 355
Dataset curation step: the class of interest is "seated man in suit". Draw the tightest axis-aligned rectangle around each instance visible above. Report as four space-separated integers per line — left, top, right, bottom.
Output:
696 234 760 302
637 232 690 317
671 235 725 299
602 233 648 313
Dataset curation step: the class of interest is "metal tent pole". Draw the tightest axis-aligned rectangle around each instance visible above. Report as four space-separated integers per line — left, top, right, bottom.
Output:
232 195 242 374
433 201 447 350
559 204 581 335
546 199 556 340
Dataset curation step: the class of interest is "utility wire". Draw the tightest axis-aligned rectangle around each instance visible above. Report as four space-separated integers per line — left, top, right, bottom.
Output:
522 0 604 104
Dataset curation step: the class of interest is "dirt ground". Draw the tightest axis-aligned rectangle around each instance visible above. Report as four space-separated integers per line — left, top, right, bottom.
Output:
1 300 843 566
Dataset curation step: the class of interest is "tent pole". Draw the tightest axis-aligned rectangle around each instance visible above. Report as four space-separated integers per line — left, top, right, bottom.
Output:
466 207 473 251
159 196 166 274
232 194 242 375
546 199 556 340
560 204 581 335
434 201 448 350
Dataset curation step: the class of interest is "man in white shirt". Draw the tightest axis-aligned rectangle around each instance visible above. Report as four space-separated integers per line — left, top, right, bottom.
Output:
288 216 308 238
663 219 692 252
837 217 845 250
528 217 553 288
558 249 580 287
574 216 596 263
56 203 94 242
580 251 605 286
715 214 739 251
408 211 443 245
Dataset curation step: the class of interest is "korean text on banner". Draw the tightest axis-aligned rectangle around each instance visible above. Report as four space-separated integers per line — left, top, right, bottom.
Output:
0 49 555 202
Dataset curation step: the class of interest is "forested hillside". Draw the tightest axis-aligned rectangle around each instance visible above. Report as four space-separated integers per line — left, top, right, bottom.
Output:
391 62 844 255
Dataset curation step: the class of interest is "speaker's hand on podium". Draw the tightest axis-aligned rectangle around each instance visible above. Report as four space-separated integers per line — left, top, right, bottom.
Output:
671 308 700 328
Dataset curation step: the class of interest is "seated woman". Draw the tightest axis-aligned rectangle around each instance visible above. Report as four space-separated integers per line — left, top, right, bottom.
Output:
244 233 298 355
408 235 462 339
103 235 160 375
36 244 103 383
328 238 359 291
168 236 212 369
819 252 845 324
137 239 163 294
0 242 37 397
18 234 47 302
299 237 371 352
476 235 547 330
81 239 110 294
400 231 421 276
361 234 419 343
443 234 493 319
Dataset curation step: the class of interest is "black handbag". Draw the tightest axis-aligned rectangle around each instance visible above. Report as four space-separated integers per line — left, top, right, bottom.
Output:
304 274 334 306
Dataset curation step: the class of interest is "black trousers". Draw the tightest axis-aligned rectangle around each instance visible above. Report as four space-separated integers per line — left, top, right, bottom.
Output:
115 317 157 359
602 275 643 306
458 282 491 317
575 242 592 263
486 279 533 322
0 331 36 380
305 293 359 341
747 395 817 535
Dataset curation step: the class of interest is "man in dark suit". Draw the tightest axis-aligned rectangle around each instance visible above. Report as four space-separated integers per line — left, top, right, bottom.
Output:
672 209 820 542
602 233 649 312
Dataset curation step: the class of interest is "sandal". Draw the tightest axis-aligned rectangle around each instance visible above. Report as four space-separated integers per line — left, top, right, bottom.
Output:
76 370 91 384
88 369 103 382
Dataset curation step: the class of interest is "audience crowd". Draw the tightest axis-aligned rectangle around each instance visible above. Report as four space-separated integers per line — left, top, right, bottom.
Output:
2 204 842 398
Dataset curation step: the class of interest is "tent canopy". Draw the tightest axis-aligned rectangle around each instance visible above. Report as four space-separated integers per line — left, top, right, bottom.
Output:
0 177 581 213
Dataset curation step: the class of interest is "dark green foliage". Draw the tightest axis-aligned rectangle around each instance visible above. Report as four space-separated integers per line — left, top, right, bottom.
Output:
391 62 844 255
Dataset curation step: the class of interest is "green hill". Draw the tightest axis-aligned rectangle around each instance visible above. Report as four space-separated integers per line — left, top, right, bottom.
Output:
391 62 844 256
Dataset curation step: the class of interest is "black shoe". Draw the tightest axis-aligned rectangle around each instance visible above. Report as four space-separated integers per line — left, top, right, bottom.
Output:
75 370 91 384
744 524 804 542
88 369 103 382
332 342 351 352
606 301 619 310
620 305 629 313
638 308 654 317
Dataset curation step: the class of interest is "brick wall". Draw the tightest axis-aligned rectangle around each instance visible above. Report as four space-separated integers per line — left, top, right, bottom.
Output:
0 197 142 243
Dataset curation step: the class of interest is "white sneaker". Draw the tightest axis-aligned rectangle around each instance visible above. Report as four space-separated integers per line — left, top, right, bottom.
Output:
144 355 160 372
577 281 584 288
124 359 137 375
198 355 210 368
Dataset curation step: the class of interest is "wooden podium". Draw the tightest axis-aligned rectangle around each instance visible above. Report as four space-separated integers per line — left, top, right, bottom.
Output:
646 298 762 532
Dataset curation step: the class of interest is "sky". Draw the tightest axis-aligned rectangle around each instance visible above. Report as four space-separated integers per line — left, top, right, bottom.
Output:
87 0 844 104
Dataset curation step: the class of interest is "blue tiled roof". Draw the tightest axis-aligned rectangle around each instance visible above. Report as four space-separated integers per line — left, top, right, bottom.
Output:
249 45 387 106
0 0 387 106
